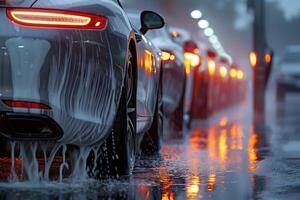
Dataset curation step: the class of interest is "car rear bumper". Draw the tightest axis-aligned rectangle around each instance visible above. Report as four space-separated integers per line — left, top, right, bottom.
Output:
0 12 128 145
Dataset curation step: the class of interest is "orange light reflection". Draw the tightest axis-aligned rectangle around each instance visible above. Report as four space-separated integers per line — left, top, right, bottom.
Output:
207 173 216 192
248 129 258 171
145 50 154 73
186 176 201 199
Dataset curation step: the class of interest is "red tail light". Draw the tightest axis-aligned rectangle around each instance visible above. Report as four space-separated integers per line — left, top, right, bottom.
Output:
6 8 107 30
184 52 201 68
3 100 51 109
161 51 176 62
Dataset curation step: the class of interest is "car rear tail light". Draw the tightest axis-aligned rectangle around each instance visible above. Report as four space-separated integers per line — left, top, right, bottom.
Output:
230 68 237 78
265 52 272 64
3 100 51 109
237 70 244 80
160 51 176 62
207 60 216 76
6 8 107 30
219 66 228 78
184 52 201 68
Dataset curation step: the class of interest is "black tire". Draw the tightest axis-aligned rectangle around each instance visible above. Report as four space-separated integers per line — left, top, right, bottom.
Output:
88 51 136 178
141 72 163 156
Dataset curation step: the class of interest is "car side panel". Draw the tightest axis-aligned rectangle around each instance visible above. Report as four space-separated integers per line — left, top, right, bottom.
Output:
135 34 161 133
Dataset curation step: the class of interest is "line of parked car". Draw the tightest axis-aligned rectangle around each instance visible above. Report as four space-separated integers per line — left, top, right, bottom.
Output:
0 0 246 179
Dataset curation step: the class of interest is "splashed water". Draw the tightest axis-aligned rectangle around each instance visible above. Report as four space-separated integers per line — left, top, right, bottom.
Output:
5 141 103 184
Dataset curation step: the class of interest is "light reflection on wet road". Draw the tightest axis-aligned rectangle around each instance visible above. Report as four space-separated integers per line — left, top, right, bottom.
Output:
1 102 300 200
134 115 264 200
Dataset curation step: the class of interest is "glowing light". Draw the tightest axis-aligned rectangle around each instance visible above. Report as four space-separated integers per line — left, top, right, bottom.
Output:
209 35 218 44
213 42 222 50
204 28 214 37
184 52 201 68
186 176 201 199
208 127 217 160
2 100 51 109
248 129 258 171
219 65 228 78
237 70 244 80
145 50 154 73
6 8 107 30
208 60 216 76
219 129 228 163
249 51 257 68
185 62 191 75
191 10 202 19
230 68 237 78
265 53 271 64
162 192 175 200
219 117 228 127
207 173 216 192
161 51 175 61
171 31 179 38
198 19 209 29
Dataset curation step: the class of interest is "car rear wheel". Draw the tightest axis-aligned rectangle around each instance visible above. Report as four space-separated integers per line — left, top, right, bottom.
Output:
141 73 163 156
88 51 136 178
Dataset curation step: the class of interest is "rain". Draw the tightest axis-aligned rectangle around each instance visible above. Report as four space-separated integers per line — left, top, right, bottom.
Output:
1 0 300 199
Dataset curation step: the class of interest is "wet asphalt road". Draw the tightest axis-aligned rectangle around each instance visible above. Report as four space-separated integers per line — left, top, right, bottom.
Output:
0 98 300 200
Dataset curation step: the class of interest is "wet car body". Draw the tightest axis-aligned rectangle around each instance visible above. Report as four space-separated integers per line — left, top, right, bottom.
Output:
0 0 162 155
146 27 185 116
128 13 186 133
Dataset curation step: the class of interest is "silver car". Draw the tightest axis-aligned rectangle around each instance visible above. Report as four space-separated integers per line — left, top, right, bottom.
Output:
0 0 164 178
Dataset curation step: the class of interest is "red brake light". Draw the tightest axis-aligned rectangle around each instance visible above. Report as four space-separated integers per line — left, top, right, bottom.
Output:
6 8 107 30
3 100 51 109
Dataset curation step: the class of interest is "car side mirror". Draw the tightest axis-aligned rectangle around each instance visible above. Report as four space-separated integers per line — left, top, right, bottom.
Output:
140 11 165 34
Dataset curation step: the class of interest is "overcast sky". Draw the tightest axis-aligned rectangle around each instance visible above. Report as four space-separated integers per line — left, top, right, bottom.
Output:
122 0 300 69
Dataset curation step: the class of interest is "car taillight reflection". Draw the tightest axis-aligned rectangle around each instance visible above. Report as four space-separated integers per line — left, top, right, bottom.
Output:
6 8 107 30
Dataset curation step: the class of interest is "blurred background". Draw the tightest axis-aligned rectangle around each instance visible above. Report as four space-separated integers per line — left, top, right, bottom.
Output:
122 0 300 69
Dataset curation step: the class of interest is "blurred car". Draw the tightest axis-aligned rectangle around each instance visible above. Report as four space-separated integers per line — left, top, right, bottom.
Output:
128 13 186 133
276 46 300 103
147 27 187 133
191 49 218 120
0 0 165 177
